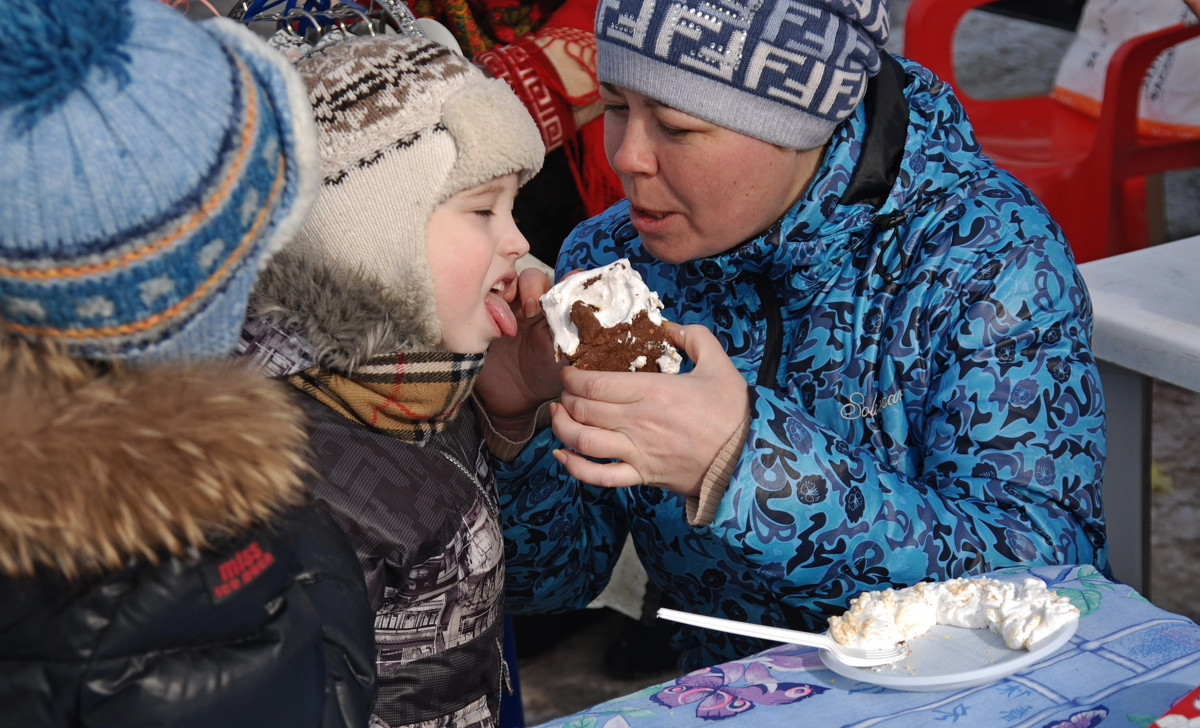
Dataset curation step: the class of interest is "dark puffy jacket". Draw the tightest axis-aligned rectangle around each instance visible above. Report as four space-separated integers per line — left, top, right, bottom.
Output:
498 54 1108 669
0 342 376 728
295 395 508 728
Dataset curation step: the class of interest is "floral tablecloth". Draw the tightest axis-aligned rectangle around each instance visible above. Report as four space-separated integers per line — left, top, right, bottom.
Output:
534 565 1200 728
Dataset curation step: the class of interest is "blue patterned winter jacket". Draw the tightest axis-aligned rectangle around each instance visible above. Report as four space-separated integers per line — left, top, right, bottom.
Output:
497 54 1108 669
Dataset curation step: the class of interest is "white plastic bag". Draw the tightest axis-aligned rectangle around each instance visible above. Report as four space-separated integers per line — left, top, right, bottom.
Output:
1052 0 1200 138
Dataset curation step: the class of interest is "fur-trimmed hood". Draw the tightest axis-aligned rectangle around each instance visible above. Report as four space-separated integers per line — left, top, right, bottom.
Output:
249 248 439 373
0 338 311 580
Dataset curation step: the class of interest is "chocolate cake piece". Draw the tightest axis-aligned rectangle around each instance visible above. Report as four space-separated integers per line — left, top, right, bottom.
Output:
540 259 682 373
567 300 676 372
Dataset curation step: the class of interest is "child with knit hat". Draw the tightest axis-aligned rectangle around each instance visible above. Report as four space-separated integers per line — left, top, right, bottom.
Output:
0 1 376 725
477 0 1110 670
237 32 543 728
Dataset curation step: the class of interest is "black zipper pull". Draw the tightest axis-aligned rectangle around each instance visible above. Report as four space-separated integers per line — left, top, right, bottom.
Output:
872 211 907 230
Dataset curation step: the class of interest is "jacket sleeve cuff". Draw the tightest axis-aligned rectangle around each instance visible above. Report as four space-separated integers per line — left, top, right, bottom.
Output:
684 408 750 527
473 394 556 462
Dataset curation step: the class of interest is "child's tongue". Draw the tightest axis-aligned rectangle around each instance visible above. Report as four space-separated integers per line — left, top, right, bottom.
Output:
485 291 518 337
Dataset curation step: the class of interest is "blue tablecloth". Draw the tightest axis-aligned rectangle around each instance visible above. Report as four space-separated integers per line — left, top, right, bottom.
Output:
534 565 1200 728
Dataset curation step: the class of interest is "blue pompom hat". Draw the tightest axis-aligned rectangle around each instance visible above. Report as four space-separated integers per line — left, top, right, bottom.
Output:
0 0 318 364
595 0 890 150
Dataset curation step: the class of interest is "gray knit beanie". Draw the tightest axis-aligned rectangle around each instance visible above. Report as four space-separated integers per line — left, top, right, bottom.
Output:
595 0 890 150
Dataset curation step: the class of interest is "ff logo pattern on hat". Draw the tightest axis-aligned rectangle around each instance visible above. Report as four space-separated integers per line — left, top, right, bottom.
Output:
595 0 889 150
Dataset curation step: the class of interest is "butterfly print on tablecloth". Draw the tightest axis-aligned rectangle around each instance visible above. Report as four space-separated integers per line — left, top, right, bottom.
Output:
651 666 826 719
1041 705 1108 728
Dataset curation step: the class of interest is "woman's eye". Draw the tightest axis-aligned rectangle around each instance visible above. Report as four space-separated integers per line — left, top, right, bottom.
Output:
603 103 628 114
660 123 691 138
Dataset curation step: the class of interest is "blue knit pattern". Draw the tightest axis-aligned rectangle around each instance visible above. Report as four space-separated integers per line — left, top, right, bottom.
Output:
0 0 132 132
595 0 890 149
1 55 285 360
0 0 308 363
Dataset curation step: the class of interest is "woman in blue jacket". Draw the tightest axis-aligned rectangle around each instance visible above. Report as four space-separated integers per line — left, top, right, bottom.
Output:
477 0 1107 670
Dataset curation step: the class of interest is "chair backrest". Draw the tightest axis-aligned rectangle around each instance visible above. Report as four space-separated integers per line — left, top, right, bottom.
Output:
904 0 1200 259
902 0 998 101
1073 20 1200 256
1097 22 1200 185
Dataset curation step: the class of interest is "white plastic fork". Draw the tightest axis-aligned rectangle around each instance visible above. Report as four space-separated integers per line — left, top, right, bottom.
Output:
657 608 910 667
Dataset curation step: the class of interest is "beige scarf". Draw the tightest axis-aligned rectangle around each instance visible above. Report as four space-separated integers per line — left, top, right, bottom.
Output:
290 350 485 444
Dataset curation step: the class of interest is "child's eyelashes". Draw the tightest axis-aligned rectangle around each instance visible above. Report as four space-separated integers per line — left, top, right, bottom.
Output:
473 209 496 219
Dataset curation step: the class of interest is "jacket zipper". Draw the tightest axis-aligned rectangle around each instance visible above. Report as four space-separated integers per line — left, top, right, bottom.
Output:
432 444 513 706
753 275 783 390
431 445 499 522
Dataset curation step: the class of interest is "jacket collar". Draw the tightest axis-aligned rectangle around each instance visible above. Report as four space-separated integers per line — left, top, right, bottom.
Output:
249 248 443 373
0 339 309 580
841 53 909 209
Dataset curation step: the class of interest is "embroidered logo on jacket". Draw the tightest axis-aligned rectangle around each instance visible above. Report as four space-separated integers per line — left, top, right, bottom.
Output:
840 391 903 420
207 540 276 603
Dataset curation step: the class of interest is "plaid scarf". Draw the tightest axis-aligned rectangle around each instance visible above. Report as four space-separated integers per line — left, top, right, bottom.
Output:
236 318 483 444
290 351 485 444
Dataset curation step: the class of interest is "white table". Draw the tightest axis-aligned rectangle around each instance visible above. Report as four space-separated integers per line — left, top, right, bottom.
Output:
1078 234 1200 596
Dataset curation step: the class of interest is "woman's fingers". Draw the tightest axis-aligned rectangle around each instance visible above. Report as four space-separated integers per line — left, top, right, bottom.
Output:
550 402 645 488
552 447 644 489
551 401 632 461
548 322 749 498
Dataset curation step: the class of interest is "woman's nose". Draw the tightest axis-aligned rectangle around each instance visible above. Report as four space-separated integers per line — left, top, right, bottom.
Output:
608 119 656 178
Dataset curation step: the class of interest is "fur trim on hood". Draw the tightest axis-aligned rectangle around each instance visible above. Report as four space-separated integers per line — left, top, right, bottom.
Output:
249 248 437 373
0 338 310 580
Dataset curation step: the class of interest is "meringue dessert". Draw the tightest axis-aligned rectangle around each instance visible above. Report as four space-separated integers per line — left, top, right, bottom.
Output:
827 576 1079 652
540 259 682 373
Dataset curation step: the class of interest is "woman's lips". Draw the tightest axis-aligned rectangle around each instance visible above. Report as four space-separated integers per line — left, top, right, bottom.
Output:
629 205 676 233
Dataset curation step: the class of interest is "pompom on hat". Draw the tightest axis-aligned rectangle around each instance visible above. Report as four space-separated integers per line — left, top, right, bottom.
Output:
595 0 890 150
257 34 544 357
0 0 318 364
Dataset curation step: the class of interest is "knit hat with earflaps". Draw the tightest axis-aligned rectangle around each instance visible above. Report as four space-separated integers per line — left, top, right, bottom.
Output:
249 34 544 371
595 0 890 150
0 0 318 364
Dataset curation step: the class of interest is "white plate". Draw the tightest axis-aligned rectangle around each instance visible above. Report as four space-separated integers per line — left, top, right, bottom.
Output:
818 615 1079 692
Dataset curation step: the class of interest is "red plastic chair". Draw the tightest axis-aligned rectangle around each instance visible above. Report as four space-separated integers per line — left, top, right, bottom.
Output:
904 0 1200 263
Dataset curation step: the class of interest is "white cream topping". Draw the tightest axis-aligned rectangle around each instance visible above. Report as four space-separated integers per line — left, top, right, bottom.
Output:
828 576 1079 652
539 259 681 373
656 352 679 372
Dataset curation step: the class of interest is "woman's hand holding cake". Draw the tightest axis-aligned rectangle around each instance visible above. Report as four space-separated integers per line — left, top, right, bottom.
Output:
477 259 749 496
550 320 748 497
